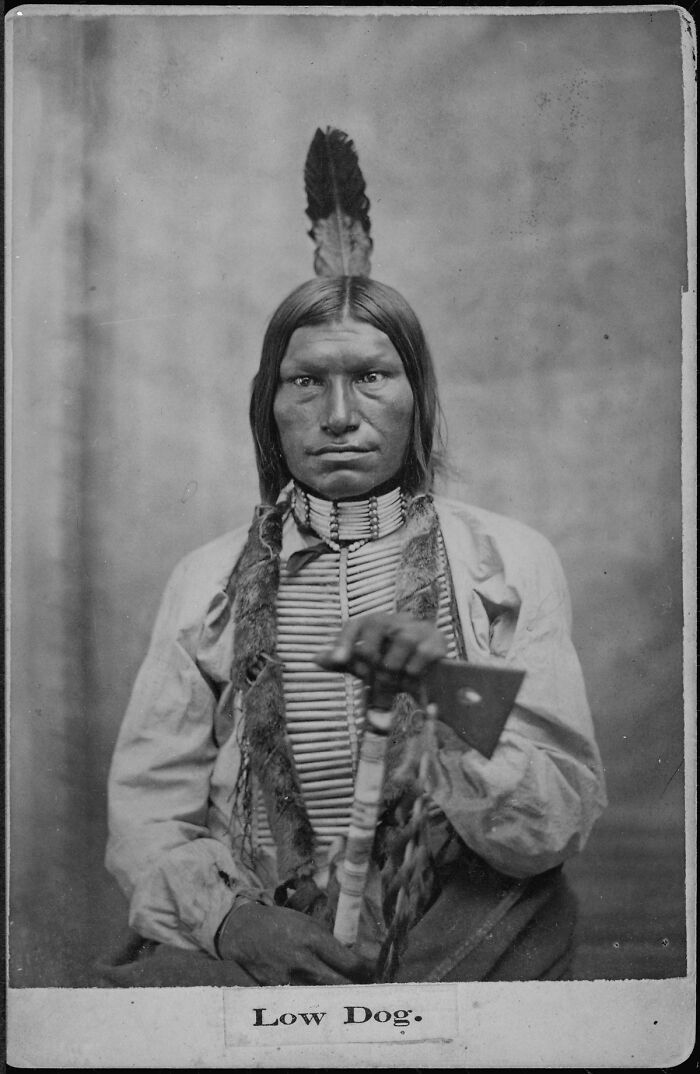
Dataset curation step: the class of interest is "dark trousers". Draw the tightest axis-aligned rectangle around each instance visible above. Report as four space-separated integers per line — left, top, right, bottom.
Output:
97 855 577 987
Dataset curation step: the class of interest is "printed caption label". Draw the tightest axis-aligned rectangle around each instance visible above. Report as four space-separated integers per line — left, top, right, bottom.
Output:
223 984 458 1046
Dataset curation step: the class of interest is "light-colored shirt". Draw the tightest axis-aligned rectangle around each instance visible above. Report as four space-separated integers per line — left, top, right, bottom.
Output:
106 497 607 957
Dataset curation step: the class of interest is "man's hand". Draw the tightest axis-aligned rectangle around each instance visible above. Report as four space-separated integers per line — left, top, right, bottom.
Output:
217 902 372 985
316 612 447 684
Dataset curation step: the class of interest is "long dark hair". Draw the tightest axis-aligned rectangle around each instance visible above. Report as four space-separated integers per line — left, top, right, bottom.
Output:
250 277 446 502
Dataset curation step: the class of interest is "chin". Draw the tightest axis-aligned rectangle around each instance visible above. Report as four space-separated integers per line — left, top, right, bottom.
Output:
319 480 375 501
306 470 382 501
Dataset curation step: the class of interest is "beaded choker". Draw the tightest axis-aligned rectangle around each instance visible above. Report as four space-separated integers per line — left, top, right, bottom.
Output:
292 484 407 552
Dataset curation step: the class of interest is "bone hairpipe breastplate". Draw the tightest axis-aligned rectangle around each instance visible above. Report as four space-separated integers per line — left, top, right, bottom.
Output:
254 488 458 850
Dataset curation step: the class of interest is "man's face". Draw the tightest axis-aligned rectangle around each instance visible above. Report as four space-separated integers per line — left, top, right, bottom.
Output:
273 319 415 500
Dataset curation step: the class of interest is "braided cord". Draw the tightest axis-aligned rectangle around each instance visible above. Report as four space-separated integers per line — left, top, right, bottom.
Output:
376 702 440 982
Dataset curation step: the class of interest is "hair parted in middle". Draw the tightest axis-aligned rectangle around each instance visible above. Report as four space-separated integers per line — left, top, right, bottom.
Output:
250 275 447 504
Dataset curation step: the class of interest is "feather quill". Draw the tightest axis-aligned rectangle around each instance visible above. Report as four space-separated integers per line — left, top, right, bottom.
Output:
304 127 373 277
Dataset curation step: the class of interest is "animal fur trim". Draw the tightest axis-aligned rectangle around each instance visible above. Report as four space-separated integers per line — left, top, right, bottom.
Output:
229 501 317 882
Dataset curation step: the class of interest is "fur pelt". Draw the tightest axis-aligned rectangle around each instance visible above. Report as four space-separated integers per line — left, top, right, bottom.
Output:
228 501 317 882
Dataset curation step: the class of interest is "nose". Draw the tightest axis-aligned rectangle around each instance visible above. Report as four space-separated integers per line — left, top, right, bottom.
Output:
321 380 359 435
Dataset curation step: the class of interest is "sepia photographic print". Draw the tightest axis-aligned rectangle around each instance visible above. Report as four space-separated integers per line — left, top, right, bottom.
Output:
5 5 696 1067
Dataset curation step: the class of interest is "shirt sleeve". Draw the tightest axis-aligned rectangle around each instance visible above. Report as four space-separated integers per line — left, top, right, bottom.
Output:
429 530 607 878
105 556 270 957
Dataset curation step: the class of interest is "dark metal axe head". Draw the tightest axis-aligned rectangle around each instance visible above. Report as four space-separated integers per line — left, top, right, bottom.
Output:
422 659 525 758
367 658 524 759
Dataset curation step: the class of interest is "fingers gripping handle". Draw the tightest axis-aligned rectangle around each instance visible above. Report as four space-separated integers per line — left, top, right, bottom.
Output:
333 706 393 947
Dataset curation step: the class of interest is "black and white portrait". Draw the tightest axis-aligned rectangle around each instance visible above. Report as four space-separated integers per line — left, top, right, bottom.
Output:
6 5 694 1067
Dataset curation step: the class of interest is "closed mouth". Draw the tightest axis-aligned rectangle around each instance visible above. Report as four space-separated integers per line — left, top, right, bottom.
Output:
311 445 373 455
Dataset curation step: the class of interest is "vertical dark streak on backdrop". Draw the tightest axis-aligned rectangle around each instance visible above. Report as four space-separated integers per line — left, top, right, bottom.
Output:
9 16 113 987
68 17 114 986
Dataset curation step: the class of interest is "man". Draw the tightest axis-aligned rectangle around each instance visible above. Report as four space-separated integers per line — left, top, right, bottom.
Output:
103 275 606 987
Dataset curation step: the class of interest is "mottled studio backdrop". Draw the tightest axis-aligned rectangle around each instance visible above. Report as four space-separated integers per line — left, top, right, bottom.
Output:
9 9 690 985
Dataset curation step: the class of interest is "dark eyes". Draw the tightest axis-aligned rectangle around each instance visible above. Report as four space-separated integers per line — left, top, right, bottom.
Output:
289 371 386 388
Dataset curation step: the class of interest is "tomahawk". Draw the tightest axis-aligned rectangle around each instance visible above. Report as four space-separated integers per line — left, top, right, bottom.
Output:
330 659 525 948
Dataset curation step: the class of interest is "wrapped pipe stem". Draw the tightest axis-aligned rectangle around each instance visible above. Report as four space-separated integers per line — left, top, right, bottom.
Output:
333 705 393 947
